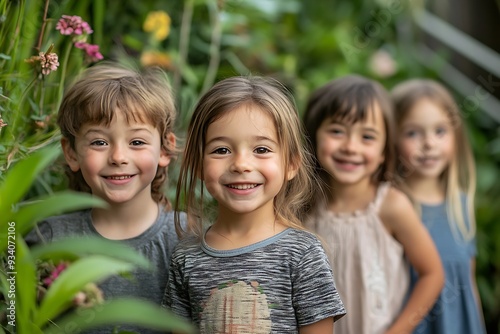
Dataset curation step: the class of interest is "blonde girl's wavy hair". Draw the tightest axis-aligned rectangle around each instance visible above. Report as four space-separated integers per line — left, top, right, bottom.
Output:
391 79 476 241
174 76 317 238
57 61 177 209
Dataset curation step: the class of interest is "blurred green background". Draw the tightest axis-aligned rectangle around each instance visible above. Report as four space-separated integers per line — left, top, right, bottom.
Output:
1 0 499 332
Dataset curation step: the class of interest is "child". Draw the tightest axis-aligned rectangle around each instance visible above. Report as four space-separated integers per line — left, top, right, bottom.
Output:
25 62 184 334
163 76 346 333
391 79 486 333
302 74 444 334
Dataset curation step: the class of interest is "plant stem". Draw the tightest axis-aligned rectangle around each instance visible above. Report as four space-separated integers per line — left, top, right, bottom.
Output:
36 0 50 52
201 1 222 95
57 42 73 105
174 0 194 100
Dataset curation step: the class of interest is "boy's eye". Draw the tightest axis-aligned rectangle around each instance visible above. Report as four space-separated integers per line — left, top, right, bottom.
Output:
90 140 107 146
213 147 230 155
131 140 146 146
254 147 271 154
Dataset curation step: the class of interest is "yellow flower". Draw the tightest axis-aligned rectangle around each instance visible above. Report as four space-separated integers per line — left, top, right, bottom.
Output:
140 51 172 70
143 11 171 41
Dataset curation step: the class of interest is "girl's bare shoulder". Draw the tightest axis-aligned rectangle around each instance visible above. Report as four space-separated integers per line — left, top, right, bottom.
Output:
379 186 419 232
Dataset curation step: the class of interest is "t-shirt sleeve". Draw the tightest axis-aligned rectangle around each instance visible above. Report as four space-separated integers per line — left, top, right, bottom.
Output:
163 248 192 321
291 239 346 326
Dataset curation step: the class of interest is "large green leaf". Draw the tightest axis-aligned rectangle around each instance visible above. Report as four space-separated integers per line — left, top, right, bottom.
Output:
14 191 107 236
0 145 60 221
30 237 151 270
12 237 37 334
43 298 195 334
35 256 137 327
0 192 106 252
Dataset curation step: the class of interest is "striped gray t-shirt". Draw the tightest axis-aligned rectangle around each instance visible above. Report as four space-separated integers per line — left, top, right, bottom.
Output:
164 228 346 333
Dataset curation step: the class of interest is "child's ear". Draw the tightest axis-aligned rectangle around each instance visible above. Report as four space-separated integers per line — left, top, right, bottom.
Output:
159 132 176 167
286 156 299 181
61 137 80 172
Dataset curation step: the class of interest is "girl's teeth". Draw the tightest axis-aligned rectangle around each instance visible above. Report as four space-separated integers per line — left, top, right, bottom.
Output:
108 176 131 180
228 184 257 190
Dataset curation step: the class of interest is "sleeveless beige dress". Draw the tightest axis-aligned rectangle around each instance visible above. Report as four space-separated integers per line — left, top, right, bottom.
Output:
308 182 409 334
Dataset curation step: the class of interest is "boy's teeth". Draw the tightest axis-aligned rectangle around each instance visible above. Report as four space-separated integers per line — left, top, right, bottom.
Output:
108 176 131 180
228 184 257 190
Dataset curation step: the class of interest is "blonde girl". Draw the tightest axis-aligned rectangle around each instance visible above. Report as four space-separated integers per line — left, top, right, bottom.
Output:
392 78 485 333
303 74 444 334
164 76 346 333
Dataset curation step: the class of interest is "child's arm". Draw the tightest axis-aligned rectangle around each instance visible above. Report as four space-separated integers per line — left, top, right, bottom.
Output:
299 317 334 334
380 188 444 334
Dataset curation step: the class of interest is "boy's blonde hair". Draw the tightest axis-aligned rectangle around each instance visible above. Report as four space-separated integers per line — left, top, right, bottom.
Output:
57 62 177 208
175 76 316 238
391 79 476 241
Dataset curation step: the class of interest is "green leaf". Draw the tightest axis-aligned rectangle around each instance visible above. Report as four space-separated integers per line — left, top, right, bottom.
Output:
43 298 195 334
30 237 151 270
0 145 60 220
12 236 37 334
35 256 137 327
0 192 106 252
14 192 107 237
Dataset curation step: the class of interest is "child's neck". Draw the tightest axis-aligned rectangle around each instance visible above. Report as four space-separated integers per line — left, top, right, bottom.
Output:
328 180 378 213
91 197 159 240
405 176 445 204
205 207 287 251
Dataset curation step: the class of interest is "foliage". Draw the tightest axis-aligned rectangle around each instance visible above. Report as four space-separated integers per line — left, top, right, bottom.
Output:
1 0 498 332
0 145 194 333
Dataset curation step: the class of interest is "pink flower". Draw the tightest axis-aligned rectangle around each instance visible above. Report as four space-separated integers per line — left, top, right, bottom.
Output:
26 51 60 75
0 115 7 129
39 52 60 75
56 15 93 36
74 42 104 62
369 49 397 78
43 262 68 287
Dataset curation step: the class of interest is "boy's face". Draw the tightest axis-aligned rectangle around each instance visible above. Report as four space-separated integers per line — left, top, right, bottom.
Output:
62 110 171 206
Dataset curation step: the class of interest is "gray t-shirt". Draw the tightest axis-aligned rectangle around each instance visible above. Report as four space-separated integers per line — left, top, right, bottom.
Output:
164 228 346 333
25 207 184 334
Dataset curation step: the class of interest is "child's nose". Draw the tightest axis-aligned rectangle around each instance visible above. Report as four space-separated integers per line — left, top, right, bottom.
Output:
230 152 251 173
109 144 128 165
342 136 359 153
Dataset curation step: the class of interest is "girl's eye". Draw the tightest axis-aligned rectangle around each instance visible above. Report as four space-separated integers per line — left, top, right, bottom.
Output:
213 147 230 155
328 128 344 135
90 140 107 146
131 140 146 146
436 127 447 136
404 130 418 138
255 147 271 154
363 134 375 141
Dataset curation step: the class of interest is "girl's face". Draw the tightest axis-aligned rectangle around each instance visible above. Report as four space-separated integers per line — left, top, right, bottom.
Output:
315 103 386 187
62 110 171 206
203 105 293 218
397 98 455 181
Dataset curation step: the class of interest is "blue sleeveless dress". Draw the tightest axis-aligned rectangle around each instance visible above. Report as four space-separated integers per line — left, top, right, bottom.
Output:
409 200 485 334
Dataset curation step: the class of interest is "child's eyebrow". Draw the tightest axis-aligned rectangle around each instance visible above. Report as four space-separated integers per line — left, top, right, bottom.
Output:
206 135 278 145
363 127 380 134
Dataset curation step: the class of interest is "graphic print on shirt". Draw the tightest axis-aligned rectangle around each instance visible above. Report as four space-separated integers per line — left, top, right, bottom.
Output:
199 280 272 334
